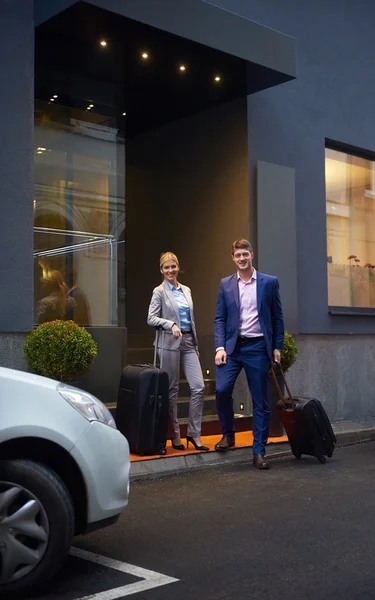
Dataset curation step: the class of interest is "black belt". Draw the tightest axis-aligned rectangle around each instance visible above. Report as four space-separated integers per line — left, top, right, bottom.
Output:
237 336 264 344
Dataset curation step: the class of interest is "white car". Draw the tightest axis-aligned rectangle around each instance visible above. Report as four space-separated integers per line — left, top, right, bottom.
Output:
0 366 130 596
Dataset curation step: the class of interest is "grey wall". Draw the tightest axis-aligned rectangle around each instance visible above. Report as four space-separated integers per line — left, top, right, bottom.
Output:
0 0 34 332
126 98 249 365
257 161 297 333
211 0 375 335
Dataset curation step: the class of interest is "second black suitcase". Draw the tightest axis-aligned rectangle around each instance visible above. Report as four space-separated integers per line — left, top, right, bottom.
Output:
116 330 169 455
272 363 336 463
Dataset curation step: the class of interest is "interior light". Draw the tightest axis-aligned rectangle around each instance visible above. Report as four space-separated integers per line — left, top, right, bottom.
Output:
141 52 149 59
179 65 186 71
205 369 210 376
37 147 46 151
100 40 107 47
37 151 43 155
53 95 58 99
89 104 94 108
50 98 55 101
240 403 244 411
214 76 221 82
122 112 127 116
87 107 92 110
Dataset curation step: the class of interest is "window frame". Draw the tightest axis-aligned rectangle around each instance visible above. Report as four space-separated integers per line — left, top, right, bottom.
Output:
325 139 375 316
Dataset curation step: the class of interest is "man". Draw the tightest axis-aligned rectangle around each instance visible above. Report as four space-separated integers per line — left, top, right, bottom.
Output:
214 239 284 469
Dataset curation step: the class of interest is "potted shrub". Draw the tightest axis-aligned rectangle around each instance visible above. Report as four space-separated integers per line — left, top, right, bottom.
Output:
24 320 97 383
268 331 298 436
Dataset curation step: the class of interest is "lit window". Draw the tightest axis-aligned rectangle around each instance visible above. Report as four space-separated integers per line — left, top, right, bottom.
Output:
326 147 375 308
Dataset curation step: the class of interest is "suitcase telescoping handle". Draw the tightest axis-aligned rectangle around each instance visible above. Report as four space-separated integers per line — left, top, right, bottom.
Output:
153 326 165 369
271 361 295 410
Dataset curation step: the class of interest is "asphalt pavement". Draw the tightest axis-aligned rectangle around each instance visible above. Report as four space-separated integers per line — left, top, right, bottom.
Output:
33 442 375 600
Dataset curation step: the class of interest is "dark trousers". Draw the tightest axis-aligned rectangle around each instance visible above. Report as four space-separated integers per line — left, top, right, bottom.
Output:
215 338 270 455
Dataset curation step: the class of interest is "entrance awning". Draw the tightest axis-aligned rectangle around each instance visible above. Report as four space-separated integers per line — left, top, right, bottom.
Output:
34 0 296 94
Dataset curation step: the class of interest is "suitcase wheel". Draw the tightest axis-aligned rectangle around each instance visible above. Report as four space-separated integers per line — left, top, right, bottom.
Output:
317 455 326 464
291 446 302 459
159 447 167 456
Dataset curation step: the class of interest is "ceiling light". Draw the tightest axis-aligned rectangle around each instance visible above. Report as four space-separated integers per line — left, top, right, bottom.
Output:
214 76 221 82
179 65 186 71
37 151 43 155
100 40 107 47
53 95 58 99
122 112 127 116
89 104 94 108
50 98 55 101
37 147 46 151
141 52 149 59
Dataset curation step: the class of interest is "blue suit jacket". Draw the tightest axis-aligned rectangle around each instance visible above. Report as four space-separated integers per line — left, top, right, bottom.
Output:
214 272 284 360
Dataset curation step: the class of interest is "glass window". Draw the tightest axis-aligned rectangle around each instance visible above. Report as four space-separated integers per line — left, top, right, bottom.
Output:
34 101 125 327
326 147 375 308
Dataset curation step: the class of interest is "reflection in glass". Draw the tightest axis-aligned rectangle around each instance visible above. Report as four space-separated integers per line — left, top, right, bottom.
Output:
34 101 125 326
326 148 375 308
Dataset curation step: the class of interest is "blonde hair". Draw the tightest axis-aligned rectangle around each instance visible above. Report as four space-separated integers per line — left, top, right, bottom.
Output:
160 252 179 268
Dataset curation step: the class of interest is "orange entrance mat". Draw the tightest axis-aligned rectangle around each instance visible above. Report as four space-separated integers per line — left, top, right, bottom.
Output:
130 432 288 462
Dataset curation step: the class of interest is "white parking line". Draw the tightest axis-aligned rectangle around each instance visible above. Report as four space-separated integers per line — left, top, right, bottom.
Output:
69 547 179 600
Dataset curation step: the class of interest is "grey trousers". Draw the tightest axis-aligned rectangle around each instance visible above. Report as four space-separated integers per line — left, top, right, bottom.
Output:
159 334 205 439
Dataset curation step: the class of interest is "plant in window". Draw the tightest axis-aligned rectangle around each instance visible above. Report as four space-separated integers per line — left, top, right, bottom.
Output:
24 320 97 383
347 254 357 267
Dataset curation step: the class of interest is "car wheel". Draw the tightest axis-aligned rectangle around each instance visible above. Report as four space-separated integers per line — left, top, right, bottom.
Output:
0 459 74 596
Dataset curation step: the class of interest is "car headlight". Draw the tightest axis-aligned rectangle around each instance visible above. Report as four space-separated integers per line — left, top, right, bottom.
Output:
58 384 117 429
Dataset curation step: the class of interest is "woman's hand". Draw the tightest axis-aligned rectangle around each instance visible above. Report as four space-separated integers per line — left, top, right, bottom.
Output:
172 324 182 339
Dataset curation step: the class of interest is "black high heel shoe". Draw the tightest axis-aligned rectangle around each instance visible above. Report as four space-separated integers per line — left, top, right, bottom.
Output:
186 436 209 452
171 439 185 451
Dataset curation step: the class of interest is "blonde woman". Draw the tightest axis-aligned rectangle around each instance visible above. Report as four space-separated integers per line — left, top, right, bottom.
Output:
147 252 208 452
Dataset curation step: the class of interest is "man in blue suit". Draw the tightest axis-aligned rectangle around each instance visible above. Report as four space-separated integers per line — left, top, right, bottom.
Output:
214 239 284 469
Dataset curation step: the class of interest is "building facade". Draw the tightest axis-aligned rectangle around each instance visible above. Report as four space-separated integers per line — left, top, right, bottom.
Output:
1 0 374 423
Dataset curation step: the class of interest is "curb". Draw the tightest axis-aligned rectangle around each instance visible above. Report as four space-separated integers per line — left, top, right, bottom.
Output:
130 427 375 481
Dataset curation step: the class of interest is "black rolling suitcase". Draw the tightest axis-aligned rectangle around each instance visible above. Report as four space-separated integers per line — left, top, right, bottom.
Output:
116 329 169 455
272 363 336 463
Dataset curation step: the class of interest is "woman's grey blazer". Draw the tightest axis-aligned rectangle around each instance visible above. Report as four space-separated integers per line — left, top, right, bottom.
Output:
147 281 199 350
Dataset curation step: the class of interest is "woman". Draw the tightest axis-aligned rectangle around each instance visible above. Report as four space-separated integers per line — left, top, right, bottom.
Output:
147 252 208 452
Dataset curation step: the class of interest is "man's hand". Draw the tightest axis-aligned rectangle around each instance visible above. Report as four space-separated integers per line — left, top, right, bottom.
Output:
171 324 182 339
215 349 227 365
273 349 281 363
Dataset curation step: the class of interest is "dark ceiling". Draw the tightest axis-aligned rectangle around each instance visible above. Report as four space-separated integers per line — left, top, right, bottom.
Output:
35 1 249 137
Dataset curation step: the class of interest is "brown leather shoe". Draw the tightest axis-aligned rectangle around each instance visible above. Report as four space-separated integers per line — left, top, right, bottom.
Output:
252 454 270 469
215 435 235 452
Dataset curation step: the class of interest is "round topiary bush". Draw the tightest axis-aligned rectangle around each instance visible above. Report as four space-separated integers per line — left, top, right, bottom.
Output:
278 330 298 372
24 320 97 382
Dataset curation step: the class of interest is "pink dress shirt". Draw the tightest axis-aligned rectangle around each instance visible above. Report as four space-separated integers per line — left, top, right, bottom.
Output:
237 270 263 338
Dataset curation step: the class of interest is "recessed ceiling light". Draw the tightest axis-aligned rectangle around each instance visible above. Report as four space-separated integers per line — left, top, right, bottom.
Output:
122 112 127 116
100 40 107 47
53 95 58 99
141 52 149 59
179 65 186 71
37 147 46 151
50 98 55 101
89 104 94 108
87 106 92 110
214 76 221 82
